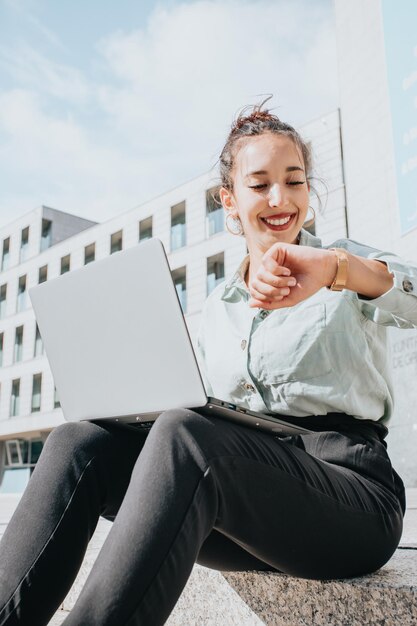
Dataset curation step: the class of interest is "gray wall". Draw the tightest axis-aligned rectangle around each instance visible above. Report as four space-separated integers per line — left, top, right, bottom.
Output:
42 206 97 247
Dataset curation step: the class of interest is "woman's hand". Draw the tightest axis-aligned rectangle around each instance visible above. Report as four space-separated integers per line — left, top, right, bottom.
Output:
248 242 336 309
248 242 394 309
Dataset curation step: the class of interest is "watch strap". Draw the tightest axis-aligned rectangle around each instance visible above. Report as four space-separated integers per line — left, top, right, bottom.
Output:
328 248 349 291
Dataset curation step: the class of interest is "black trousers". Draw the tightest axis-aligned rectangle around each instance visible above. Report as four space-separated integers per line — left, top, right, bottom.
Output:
0 409 405 626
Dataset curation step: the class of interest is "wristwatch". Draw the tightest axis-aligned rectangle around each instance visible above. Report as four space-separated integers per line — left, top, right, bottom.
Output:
327 248 349 291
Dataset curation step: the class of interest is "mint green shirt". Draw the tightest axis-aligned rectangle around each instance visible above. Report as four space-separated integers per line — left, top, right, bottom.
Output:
196 229 417 425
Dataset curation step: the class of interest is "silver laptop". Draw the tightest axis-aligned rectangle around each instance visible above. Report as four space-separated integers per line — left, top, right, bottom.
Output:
28 238 311 436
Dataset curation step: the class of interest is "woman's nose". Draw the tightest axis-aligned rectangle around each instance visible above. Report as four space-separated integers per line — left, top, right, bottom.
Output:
268 183 287 207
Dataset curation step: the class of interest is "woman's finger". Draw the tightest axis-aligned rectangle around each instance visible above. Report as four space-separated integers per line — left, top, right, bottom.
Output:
249 281 286 301
251 276 292 298
262 255 291 276
256 268 297 290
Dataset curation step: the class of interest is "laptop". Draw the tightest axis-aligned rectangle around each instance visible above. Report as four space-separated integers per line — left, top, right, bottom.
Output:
28 237 311 436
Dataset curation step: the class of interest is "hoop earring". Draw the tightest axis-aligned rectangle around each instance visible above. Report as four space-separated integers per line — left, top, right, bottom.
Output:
226 213 244 236
303 206 316 228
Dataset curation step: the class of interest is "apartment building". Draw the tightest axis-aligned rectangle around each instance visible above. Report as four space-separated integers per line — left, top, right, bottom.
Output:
0 109 346 493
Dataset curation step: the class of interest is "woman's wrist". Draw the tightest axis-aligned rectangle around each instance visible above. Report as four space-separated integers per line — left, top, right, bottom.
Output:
325 249 394 298
326 248 349 291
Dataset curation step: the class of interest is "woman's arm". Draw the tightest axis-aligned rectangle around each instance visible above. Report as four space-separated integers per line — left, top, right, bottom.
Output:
248 241 417 327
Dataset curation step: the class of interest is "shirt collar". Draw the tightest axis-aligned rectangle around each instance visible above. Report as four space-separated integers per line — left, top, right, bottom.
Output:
221 228 323 302
298 228 322 248
221 255 250 302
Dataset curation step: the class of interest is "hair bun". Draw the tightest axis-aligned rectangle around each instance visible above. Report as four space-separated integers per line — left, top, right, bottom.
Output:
232 110 274 132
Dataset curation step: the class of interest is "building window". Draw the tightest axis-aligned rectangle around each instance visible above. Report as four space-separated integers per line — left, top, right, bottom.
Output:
171 266 187 313
0 332 4 366
34 323 43 357
38 265 48 284
1 237 10 271
40 219 52 251
17 275 27 312
139 216 153 242
20 227 29 263
0 439 44 493
5 440 24 465
60 254 71 274
110 230 123 254
54 385 60 409
0 283 6 318
171 201 186 251
206 187 224 236
84 243 95 265
207 252 225 295
14 325 24 363
31 373 42 413
10 378 20 417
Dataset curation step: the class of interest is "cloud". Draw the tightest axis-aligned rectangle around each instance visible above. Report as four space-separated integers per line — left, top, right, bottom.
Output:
0 0 339 229
0 89 162 224
96 0 338 139
0 43 91 104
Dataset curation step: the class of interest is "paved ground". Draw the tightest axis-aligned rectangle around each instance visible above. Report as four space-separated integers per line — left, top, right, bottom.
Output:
1 489 416 625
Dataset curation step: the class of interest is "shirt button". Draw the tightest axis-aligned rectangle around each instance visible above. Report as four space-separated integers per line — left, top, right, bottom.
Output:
241 339 247 350
243 382 256 392
402 279 414 293
259 310 269 319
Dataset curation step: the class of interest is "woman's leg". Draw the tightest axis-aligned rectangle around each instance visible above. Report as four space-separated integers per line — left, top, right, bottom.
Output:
63 409 403 626
0 420 150 626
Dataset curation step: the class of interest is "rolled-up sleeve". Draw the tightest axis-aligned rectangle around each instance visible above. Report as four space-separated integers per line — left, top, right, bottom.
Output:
353 250 417 328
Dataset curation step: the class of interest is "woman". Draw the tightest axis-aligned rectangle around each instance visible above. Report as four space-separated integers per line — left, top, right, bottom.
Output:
0 100 416 626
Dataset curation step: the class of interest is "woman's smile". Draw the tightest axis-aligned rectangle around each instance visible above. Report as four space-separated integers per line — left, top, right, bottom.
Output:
260 212 297 231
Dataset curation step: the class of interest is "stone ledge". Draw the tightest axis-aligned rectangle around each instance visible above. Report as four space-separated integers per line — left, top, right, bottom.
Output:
222 548 417 626
53 545 417 625
44 504 417 625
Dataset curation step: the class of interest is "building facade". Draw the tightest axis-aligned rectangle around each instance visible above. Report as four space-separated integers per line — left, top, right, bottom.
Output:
0 109 346 493
334 0 417 485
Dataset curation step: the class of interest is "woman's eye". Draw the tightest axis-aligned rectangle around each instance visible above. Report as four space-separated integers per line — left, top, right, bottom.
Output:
249 181 305 190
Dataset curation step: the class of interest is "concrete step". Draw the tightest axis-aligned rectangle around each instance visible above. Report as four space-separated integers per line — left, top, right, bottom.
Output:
222 548 417 625
50 549 417 626
48 519 417 626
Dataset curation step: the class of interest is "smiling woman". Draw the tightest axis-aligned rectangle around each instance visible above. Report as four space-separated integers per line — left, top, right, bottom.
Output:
222 133 310 241
0 97 417 626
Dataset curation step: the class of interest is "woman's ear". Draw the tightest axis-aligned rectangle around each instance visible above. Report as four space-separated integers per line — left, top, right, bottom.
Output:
219 186 237 216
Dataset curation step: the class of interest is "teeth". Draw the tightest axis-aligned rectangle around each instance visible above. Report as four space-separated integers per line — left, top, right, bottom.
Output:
263 215 292 226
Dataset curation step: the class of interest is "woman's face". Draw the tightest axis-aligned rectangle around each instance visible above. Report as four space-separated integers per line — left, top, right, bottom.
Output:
220 132 310 254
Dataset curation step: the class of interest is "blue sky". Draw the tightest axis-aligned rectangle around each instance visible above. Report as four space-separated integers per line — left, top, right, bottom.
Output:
0 0 338 229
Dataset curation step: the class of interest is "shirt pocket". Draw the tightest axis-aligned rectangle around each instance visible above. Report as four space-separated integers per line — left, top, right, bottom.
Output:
261 301 332 384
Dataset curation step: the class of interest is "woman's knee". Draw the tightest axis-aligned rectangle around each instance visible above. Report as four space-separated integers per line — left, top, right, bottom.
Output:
146 409 222 466
151 409 214 442
42 421 111 464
